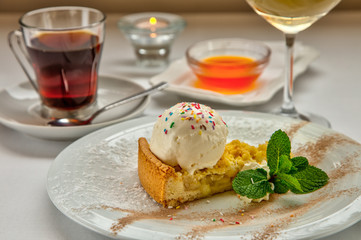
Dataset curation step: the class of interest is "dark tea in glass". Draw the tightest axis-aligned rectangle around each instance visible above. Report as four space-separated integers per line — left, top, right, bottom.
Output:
27 31 103 110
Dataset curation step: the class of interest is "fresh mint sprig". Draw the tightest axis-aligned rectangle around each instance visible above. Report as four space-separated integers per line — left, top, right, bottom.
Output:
232 129 329 199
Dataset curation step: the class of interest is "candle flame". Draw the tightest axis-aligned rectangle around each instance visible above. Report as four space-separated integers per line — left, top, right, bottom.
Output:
149 17 157 25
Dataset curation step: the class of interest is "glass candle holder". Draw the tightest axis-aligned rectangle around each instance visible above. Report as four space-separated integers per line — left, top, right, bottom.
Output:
118 12 186 67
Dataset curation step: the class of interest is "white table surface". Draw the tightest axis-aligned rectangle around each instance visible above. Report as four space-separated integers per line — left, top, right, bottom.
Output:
0 11 360 240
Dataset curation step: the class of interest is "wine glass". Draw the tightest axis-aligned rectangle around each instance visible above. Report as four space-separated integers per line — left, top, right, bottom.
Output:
246 0 341 127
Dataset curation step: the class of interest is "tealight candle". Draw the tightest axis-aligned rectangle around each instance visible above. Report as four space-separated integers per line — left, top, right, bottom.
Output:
118 12 186 67
135 17 169 30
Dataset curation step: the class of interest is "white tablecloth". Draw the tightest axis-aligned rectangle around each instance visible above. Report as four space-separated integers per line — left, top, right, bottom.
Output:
0 11 360 240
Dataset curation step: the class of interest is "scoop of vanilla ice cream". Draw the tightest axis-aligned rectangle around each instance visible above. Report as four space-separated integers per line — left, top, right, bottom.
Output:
149 102 228 174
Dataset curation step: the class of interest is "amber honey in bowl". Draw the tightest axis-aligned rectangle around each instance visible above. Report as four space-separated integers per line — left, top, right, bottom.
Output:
195 55 261 94
186 38 271 95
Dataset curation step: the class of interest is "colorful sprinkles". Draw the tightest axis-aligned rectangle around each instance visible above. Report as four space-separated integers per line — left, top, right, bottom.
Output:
160 102 227 135
210 218 241 225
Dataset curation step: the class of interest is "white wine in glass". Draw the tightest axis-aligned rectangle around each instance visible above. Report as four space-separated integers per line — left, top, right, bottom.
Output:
246 0 341 127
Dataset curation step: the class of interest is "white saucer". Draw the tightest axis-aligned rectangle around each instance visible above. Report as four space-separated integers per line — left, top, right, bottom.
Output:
0 75 150 140
150 41 319 106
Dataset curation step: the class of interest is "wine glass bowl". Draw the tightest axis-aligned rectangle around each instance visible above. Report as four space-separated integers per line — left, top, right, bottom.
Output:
246 0 341 127
186 38 271 94
247 0 341 34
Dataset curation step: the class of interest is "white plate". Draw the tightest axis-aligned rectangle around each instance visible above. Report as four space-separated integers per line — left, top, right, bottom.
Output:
47 111 361 239
0 76 150 140
150 42 319 106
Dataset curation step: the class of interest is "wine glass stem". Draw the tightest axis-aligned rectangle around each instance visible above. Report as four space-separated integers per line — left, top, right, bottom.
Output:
281 33 299 118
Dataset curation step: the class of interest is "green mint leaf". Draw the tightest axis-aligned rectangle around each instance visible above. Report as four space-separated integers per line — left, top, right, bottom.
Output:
233 129 330 200
273 178 290 194
276 173 303 193
278 155 293 173
290 156 309 173
267 130 291 175
232 169 273 199
290 166 329 194
288 165 299 174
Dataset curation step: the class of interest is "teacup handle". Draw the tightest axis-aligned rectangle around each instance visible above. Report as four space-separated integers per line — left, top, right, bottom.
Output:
8 30 38 92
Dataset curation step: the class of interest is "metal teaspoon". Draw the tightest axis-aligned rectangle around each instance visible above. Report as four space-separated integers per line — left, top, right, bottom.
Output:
48 82 168 127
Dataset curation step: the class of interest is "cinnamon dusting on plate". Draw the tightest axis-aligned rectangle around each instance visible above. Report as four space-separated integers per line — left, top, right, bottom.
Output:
285 121 309 140
247 186 361 240
106 206 177 233
328 152 361 182
293 133 360 165
107 184 361 239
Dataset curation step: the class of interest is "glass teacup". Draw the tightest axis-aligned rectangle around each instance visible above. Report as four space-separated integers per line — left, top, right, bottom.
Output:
8 6 106 119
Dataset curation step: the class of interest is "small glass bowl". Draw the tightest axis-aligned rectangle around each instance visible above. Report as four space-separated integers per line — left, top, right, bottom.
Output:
186 38 271 94
118 12 186 67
